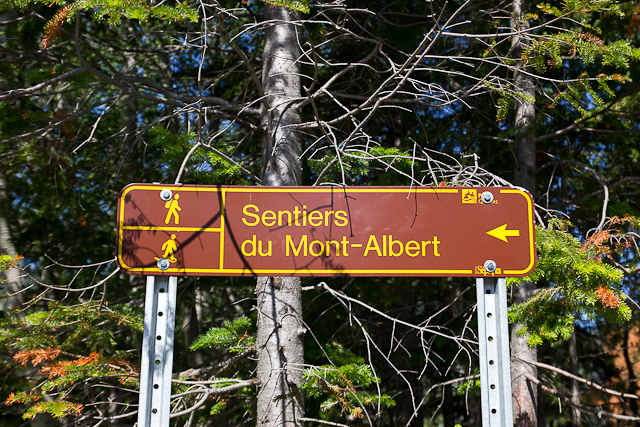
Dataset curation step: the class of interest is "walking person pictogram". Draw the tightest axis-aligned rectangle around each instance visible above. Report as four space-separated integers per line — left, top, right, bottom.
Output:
159 234 178 263
165 194 181 224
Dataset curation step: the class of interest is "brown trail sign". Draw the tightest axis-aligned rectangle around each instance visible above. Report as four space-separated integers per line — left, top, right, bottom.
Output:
117 184 536 277
122 184 535 427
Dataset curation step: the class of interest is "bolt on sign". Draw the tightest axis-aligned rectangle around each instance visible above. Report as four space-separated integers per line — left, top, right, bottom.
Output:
116 184 536 277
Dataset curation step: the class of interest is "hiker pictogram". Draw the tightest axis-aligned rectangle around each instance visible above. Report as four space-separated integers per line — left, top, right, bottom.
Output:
165 194 181 224
160 234 178 263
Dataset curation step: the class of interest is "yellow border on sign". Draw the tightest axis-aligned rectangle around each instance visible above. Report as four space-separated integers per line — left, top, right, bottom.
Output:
500 188 536 276
119 185 460 195
117 186 131 270
122 267 474 275
117 186 532 276
219 189 226 270
226 187 460 194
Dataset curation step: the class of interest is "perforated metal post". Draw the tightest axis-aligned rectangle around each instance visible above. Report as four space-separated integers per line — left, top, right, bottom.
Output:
476 277 513 427
138 276 177 427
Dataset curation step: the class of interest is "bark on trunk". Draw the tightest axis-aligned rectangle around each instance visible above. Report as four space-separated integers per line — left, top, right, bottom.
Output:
1 174 50 426
256 277 304 427
511 281 537 427
183 284 204 367
255 6 304 427
622 327 639 423
0 172 24 313
260 9 302 185
569 331 581 426
510 0 538 426
443 383 455 427
119 48 139 184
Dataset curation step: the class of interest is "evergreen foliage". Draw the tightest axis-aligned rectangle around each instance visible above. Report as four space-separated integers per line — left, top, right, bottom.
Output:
3 0 197 24
6 349 136 420
190 317 254 352
188 320 396 423
260 0 309 14
302 343 396 420
0 300 142 419
149 126 252 185
0 254 21 275
509 220 631 346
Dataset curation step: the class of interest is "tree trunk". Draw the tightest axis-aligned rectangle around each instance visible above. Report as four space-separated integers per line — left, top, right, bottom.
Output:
510 0 538 426
255 6 304 427
0 172 24 313
0 174 53 427
443 383 455 427
622 327 639 423
118 47 139 183
182 283 204 367
569 331 581 426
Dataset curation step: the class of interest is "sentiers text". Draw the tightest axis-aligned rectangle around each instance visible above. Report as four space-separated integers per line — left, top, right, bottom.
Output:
240 205 441 258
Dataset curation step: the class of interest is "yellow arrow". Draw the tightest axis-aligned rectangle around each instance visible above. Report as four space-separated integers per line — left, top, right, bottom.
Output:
487 224 520 242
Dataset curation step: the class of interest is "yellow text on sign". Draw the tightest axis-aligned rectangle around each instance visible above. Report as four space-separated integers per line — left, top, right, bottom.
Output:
268 234 443 258
242 204 349 227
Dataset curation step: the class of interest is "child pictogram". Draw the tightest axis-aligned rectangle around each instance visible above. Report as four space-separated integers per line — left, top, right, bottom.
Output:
160 234 178 263
165 194 181 224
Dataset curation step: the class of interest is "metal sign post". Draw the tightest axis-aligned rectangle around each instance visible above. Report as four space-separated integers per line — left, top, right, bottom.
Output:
137 276 178 427
476 277 513 427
